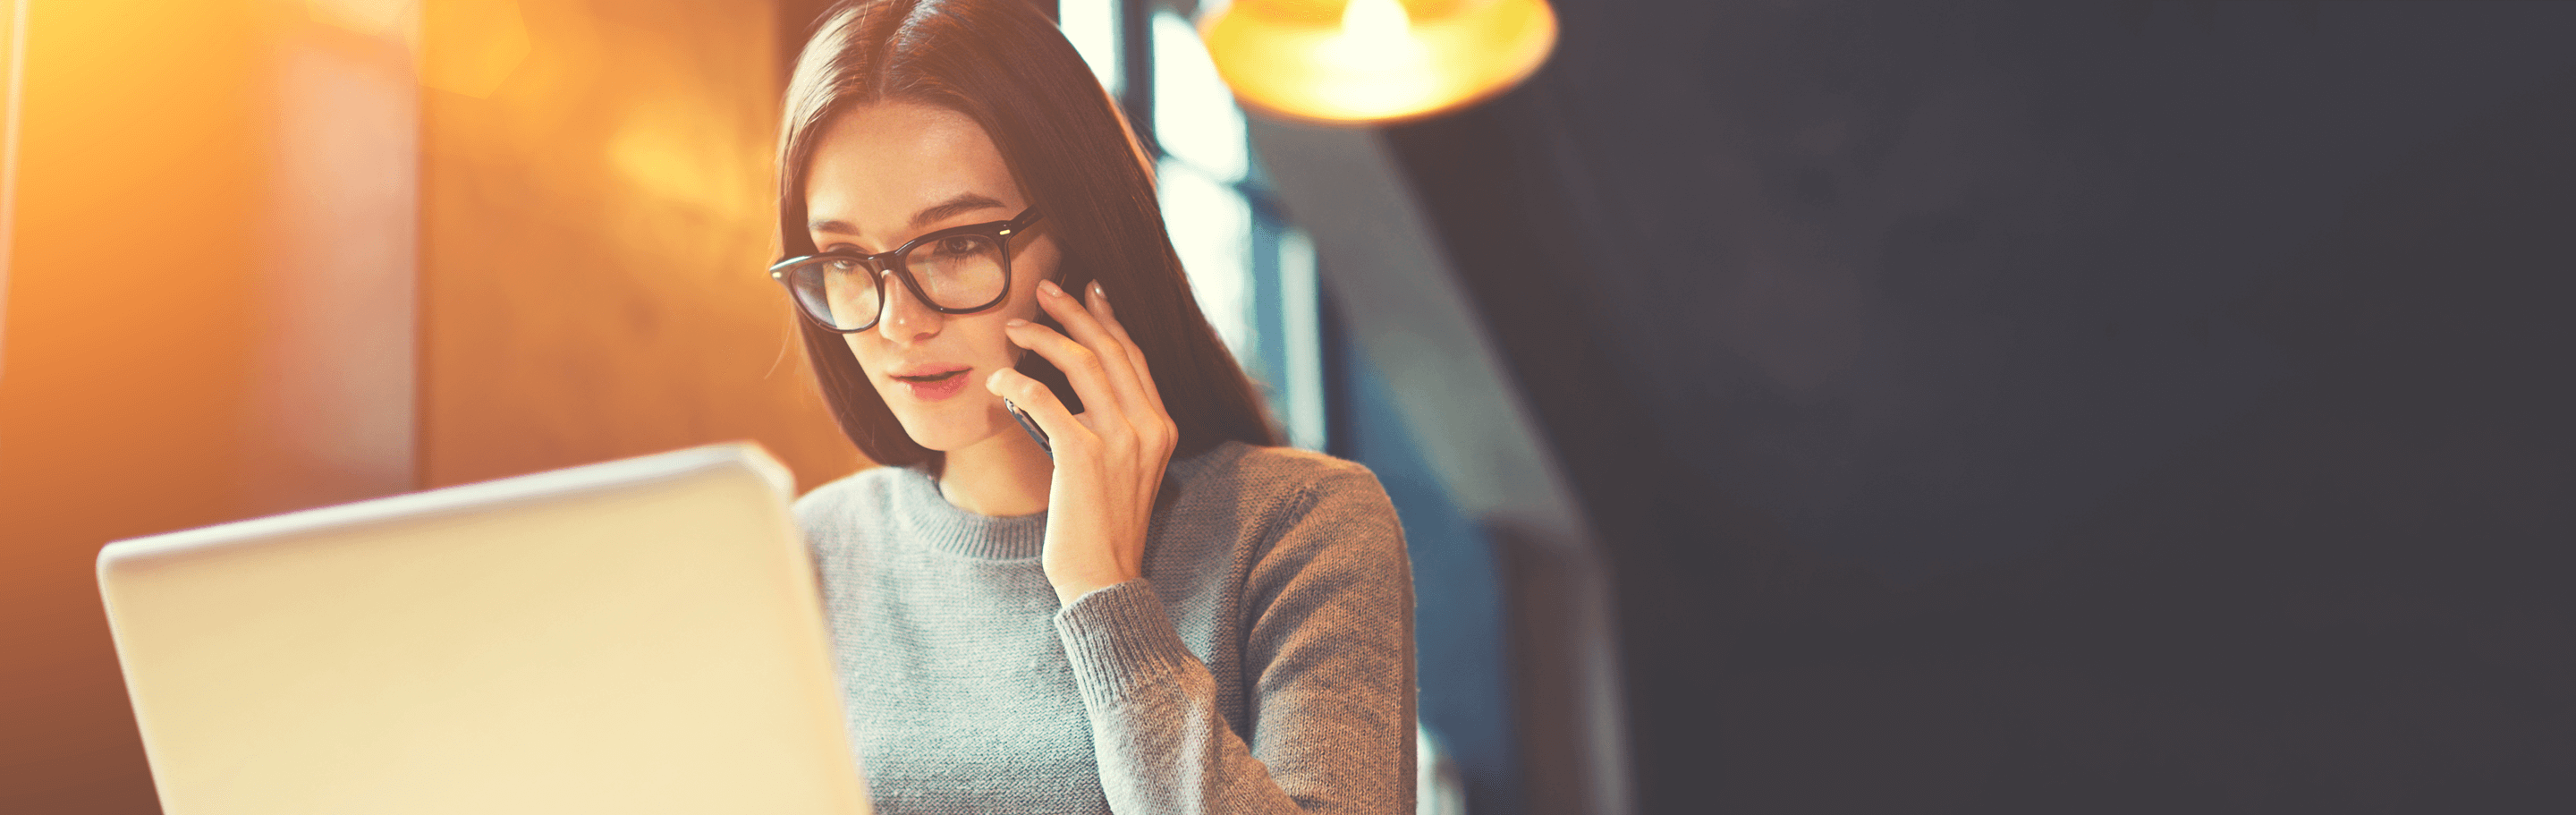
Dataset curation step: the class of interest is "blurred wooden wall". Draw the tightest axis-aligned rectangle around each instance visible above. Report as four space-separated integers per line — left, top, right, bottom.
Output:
420 0 855 490
0 2 856 811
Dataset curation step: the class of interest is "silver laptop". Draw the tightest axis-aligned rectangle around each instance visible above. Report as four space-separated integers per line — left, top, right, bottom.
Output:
97 443 869 815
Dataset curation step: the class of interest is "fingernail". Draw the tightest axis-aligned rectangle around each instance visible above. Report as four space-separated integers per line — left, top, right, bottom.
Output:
1091 281 1107 300
1039 279 1063 297
1005 318 1030 327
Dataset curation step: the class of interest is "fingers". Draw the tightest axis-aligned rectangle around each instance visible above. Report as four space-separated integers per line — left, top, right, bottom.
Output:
1001 312 1120 430
1085 283 1175 453
1032 278 1157 425
1085 281 1167 413
985 365 1080 442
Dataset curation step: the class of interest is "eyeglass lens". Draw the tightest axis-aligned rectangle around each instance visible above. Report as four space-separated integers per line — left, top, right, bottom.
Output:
789 233 1010 331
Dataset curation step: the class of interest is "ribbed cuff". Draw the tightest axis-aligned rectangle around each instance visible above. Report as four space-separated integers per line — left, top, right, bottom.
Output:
1054 580 1191 706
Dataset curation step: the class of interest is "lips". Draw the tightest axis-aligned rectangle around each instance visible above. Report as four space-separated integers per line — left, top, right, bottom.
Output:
890 365 972 402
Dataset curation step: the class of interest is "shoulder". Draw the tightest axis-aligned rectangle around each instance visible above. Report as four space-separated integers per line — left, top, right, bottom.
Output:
1179 446 1411 617
1164 443 1403 566
1171 441 1390 514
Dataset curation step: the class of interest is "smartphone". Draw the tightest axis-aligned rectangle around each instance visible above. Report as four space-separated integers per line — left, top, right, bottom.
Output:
1004 398 1052 458
1006 309 1081 458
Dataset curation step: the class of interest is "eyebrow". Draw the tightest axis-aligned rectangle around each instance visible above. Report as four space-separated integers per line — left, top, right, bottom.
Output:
807 192 1011 239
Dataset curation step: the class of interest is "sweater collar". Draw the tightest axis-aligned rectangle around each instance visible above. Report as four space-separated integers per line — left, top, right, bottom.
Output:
889 440 1254 560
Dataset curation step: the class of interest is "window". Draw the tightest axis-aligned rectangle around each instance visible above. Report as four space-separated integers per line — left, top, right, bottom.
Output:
1067 0 1326 450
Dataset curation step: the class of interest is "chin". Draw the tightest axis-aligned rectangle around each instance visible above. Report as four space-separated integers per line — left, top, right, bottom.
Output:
888 401 1005 453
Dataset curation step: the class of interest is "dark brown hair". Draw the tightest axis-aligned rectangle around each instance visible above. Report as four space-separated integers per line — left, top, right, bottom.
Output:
779 0 1278 468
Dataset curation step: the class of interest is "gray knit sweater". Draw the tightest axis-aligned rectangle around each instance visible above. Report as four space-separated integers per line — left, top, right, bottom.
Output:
794 441 1416 815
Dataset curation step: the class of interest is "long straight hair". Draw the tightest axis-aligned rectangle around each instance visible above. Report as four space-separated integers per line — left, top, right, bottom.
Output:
779 0 1277 468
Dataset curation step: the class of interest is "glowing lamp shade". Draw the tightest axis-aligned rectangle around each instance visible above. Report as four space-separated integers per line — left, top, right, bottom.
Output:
1199 0 1558 125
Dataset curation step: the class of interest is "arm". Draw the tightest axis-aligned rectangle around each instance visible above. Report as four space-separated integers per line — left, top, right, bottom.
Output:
991 280 1413 811
1055 470 1417 815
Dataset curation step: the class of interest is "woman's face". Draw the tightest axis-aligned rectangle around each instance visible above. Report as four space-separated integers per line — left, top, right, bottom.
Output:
803 101 1063 454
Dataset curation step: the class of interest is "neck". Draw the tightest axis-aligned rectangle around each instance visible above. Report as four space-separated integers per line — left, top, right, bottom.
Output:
935 421 1055 517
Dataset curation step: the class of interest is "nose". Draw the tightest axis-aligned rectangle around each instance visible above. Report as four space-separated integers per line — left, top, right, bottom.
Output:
874 267 940 343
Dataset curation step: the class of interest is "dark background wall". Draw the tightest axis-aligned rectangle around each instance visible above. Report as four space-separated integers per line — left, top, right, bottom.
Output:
1384 1 2576 811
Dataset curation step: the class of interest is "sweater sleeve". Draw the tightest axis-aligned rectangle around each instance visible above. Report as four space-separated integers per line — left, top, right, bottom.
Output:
1053 468 1417 815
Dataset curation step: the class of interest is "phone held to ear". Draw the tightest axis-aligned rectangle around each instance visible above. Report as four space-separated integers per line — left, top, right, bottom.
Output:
1005 310 1078 459
1004 398 1052 458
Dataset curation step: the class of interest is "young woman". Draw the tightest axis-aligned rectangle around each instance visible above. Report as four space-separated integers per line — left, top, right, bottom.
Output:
768 1 1415 812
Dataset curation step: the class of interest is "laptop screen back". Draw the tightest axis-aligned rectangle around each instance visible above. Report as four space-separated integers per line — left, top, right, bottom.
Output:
97 444 867 815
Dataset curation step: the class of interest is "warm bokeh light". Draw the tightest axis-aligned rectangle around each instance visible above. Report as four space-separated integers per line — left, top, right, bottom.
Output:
4 4 309 809
1 1 854 808
418 0 856 492
1199 0 1556 125
420 0 526 98
302 0 419 43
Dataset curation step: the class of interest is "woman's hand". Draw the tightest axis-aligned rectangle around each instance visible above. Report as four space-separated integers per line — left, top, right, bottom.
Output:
986 278 1179 606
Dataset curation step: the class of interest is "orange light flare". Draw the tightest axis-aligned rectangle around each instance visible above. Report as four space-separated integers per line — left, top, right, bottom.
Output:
1198 0 1558 126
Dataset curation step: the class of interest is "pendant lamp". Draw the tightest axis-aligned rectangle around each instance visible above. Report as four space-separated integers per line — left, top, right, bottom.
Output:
1198 0 1559 125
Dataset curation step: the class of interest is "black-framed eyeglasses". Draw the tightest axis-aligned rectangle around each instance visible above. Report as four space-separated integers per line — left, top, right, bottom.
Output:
768 208 1044 333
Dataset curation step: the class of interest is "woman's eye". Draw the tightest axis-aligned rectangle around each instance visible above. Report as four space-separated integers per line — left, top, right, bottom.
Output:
934 236 983 257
